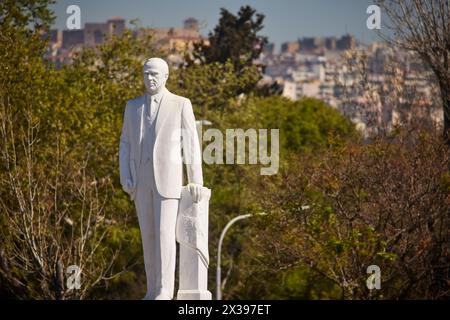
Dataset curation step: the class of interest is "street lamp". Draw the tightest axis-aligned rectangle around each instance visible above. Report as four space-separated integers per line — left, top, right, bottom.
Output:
216 212 266 300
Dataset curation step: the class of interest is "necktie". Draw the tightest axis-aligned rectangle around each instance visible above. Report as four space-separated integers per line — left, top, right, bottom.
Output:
147 95 152 121
147 95 160 124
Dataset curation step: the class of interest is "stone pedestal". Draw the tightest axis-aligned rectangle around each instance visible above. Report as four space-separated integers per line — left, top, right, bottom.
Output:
177 245 212 300
176 186 212 300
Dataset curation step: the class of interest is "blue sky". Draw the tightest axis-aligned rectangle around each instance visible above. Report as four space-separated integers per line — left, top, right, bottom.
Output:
51 0 383 51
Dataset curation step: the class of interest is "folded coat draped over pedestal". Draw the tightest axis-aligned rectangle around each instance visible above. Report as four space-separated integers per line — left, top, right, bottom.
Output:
176 186 211 267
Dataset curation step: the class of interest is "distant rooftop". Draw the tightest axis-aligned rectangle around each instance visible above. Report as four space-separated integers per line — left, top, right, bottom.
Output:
108 16 125 21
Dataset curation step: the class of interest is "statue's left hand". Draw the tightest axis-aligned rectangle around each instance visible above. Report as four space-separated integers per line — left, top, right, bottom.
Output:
188 183 203 203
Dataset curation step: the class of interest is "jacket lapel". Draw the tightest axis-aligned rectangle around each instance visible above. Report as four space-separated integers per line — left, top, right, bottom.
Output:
155 89 172 136
136 96 145 163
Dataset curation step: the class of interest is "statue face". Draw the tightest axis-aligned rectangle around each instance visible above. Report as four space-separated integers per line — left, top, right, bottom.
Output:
143 60 168 94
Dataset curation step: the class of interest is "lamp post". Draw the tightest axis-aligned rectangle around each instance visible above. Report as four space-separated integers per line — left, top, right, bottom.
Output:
216 212 266 300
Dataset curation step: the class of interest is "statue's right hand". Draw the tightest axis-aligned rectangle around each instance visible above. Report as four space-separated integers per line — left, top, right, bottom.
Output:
123 178 135 194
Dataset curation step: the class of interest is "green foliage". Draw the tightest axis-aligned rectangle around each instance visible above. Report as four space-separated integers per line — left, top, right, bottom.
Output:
187 5 267 95
190 6 267 71
169 60 261 116
235 129 450 299
241 96 358 154
0 1 159 298
191 93 357 300
0 0 55 31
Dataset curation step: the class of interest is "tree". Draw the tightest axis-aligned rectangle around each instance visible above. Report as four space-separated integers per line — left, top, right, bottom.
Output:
251 96 358 153
0 0 55 31
169 60 261 115
187 6 267 94
377 0 450 142
198 95 358 299
233 127 450 299
191 6 267 69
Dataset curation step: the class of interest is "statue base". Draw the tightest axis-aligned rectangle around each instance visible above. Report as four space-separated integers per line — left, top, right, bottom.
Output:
177 289 212 300
177 245 212 300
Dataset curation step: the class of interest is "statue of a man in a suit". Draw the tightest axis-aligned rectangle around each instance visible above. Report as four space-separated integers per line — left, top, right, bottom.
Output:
119 57 203 300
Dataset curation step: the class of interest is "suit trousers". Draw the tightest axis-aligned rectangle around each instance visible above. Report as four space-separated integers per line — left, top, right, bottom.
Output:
134 159 179 299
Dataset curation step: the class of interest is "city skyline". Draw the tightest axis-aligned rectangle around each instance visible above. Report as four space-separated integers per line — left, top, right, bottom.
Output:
50 0 384 52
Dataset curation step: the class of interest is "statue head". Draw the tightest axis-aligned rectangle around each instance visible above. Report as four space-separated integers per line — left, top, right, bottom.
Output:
143 57 169 95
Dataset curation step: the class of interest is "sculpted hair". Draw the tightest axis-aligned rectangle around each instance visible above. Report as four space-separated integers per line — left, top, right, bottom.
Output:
143 57 169 76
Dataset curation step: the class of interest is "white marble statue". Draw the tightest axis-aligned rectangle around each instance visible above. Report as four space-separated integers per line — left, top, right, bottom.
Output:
119 57 210 300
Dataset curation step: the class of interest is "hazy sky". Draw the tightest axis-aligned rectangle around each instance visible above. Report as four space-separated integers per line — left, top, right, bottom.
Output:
51 0 383 51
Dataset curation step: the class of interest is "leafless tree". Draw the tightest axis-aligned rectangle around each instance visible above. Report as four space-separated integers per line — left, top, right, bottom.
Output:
339 46 441 138
377 0 450 142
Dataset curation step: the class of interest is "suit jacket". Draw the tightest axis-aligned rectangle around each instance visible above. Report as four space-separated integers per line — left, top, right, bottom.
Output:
119 88 203 199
